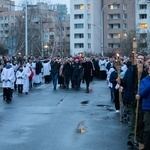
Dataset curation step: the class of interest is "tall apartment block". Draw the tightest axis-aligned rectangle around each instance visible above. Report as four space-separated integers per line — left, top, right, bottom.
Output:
70 0 101 56
0 1 70 56
70 0 136 56
136 0 150 53
103 0 135 55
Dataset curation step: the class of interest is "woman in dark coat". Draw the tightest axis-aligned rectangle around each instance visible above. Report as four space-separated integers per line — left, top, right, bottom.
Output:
82 58 93 93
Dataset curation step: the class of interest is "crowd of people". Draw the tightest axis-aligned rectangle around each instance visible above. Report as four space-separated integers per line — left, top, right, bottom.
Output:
0 53 150 150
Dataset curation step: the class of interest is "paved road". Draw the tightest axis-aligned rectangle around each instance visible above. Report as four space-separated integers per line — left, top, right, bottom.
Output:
0 79 136 150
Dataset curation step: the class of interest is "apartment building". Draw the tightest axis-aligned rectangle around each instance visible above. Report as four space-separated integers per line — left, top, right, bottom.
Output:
0 1 70 56
136 0 150 53
103 0 136 55
70 0 101 56
0 0 15 12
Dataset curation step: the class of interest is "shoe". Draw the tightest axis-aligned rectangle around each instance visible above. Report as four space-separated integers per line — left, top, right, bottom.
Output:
54 87 56 90
25 92 28 95
116 110 120 113
127 141 138 147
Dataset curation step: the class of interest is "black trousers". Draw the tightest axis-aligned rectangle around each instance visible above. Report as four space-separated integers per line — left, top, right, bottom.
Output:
18 84 23 94
3 88 12 101
143 111 150 150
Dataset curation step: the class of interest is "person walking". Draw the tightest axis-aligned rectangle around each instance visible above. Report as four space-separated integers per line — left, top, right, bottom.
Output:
118 54 147 148
16 65 25 95
136 66 150 150
82 57 93 93
23 62 31 95
51 58 60 90
42 57 51 84
1 60 15 103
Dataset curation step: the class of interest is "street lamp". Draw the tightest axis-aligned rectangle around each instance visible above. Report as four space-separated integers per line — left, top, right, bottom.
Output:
101 2 117 57
25 0 28 61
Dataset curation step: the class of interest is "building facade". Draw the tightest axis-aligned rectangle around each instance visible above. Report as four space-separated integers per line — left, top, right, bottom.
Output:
70 0 102 56
0 1 70 56
103 0 136 56
136 0 150 53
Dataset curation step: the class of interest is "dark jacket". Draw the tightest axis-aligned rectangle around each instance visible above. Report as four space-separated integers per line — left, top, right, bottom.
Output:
109 69 118 89
72 62 83 79
121 65 138 104
51 61 60 74
82 61 93 79
35 61 43 75
63 62 72 77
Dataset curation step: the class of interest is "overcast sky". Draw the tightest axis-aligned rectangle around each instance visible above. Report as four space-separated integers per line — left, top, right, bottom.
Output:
15 0 70 13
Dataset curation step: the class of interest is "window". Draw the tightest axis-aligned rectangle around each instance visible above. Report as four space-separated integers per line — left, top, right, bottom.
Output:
139 14 147 19
123 4 127 10
108 24 120 29
50 28 54 32
108 33 121 39
108 14 120 19
88 33 91 39
66 27 70 30
140 23 148 29
123 23 127 29
74 33 84 38
88 43 91 48
87 14 91 19
74 23 84 29
74 43 84 48
139 4 147 9
87 4 91 10
49 35 54 39
109 4 120 9
88 24 91 29
74 4 84 10
108 43 120 48
74 14 84 19
140 33 147 43
66 34 70 38
140 33 147 39
123 14 127 19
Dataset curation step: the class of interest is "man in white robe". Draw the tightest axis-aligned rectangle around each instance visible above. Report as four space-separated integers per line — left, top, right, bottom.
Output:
23 62 31 94
1 61 15 102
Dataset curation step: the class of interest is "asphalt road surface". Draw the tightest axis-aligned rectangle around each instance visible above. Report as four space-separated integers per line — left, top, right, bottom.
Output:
0 80 137 150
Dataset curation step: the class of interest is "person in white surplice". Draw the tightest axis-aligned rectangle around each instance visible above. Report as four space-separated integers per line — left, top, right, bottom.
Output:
23 62 31 95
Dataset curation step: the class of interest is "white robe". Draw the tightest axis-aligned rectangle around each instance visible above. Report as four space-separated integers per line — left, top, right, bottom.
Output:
98 59 107 71
16 70 25 85
42 61 51 76
23 66 31 93
1 66 15 88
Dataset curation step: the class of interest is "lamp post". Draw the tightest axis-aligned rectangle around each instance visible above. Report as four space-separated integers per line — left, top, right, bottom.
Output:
101 2 117 57
25 0 28 61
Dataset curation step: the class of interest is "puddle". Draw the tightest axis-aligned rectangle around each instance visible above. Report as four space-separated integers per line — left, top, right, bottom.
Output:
81 101 89 105
96 104 115 111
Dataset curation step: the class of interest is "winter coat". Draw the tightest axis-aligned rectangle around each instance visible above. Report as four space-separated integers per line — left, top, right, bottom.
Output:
72 62 83 79
63 62 72 77
82 61 93 79
121 65 138 104
109 69 118 89
51 61 60 74
139 76 150 111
